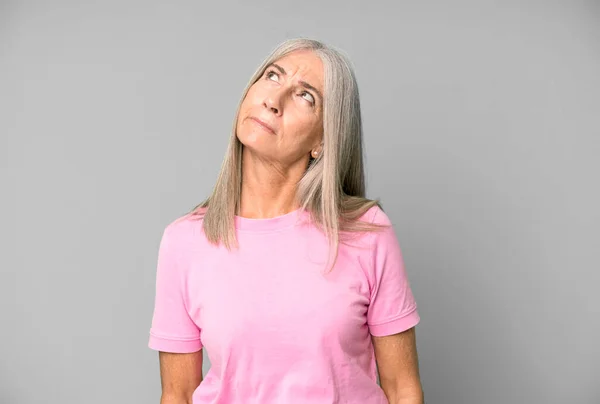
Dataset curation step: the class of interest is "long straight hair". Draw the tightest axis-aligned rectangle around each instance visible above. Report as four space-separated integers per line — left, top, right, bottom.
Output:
188 38 384 267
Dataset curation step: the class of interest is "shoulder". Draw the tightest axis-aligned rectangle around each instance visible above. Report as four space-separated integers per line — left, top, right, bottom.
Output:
359 204 393 227
358 205 399 253
338 204 395 253
161 211 205 248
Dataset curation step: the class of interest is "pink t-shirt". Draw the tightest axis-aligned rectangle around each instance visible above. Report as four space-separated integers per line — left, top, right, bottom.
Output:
148 205 420 403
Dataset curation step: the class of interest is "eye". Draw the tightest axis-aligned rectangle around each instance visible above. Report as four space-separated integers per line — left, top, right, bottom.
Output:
300 91 315 105
265 70 279 82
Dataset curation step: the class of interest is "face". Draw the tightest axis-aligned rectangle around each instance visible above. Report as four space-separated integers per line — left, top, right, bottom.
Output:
236 50 324 166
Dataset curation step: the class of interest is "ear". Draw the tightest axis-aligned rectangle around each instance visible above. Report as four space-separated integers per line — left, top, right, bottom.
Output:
310 142 323 159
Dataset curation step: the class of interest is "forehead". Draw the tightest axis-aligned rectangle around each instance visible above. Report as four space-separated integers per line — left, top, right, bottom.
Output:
272 50 324 91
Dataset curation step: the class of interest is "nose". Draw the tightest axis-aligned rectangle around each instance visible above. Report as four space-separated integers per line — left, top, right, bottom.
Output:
263 90 282 115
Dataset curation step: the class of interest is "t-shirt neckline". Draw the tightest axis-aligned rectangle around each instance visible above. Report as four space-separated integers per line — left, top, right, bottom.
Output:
234 208 306 232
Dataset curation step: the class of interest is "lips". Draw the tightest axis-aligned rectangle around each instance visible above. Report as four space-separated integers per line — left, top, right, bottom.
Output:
248 117 276 135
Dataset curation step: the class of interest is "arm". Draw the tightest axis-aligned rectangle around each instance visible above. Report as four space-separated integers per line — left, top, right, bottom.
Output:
158 350 203 404
366 209 423 402
149 222 204 403
373 327 423 404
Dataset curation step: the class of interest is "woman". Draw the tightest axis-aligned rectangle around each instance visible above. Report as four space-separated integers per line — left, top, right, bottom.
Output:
148 38 424 404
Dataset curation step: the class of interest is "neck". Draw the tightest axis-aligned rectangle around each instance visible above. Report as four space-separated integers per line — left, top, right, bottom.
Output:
239 147 309 219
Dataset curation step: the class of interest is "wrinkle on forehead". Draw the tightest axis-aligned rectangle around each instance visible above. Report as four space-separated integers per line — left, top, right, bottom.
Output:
273 50 324 94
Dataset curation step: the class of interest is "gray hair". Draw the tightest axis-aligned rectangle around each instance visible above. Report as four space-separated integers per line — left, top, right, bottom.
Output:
189 38 383 267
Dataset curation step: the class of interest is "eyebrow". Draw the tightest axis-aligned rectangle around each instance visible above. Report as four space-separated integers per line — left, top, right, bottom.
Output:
269 63 323 104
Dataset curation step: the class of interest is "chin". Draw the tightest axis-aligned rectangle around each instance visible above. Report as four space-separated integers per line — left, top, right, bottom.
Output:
237 122 269 146
237 130 266 153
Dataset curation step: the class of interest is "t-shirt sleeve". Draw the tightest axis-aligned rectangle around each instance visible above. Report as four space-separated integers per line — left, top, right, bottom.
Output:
148 223 202 353
367 209 420 337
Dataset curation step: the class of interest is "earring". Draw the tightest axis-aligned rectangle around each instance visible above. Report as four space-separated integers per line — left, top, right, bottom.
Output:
311 150 319 158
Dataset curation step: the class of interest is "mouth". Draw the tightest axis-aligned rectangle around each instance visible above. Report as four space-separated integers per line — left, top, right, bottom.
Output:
248 117 276 135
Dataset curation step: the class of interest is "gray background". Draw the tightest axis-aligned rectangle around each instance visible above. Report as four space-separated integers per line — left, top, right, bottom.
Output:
1 1 599 403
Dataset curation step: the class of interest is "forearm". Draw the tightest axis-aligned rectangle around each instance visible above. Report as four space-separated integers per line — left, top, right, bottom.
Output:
384 387 424 404
157 351 202 404
390 395 424 404
160 393 193 404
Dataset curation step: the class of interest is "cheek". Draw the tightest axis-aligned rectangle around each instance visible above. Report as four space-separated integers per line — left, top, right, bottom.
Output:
239 94 251 113
284 108 318 137
239 87 258 112
244 85 265 105
285 113 321 144
237 93 258 126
